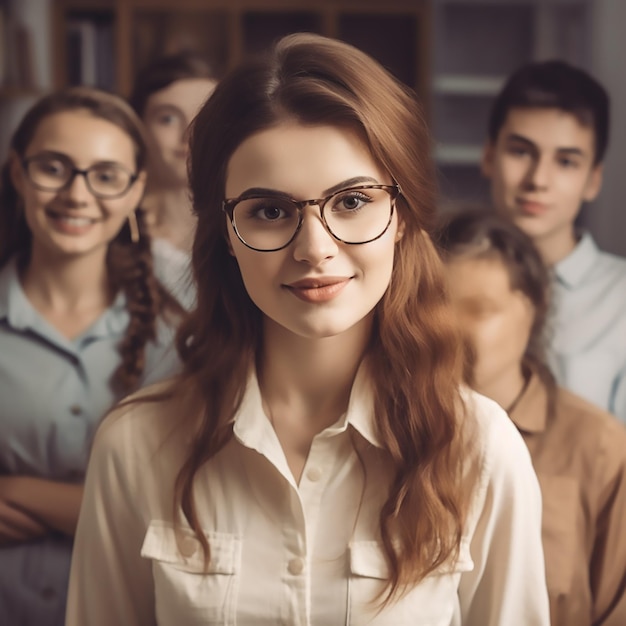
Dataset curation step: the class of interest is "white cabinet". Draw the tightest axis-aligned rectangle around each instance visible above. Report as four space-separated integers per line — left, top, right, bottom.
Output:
431 0 591 210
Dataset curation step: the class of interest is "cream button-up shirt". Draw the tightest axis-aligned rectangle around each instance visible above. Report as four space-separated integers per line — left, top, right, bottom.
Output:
66 368 550 625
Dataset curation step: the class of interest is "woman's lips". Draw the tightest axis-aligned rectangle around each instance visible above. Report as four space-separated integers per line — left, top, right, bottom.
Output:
517 199 549 216
284 277 351 303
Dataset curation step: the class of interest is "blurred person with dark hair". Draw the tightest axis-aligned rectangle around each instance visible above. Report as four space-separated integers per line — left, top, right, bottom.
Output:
481 60 626 422
439 208 626 626
129 51 218 309
130 50 218 253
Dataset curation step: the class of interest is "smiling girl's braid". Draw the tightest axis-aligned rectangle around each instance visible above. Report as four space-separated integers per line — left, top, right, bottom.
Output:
106 208 182 394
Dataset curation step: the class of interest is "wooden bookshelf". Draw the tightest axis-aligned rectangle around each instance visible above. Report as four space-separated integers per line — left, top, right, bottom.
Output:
51 0 431 102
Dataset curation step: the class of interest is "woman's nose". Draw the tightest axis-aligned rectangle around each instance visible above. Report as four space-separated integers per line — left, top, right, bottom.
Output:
62 172 94 204
291 206 339 265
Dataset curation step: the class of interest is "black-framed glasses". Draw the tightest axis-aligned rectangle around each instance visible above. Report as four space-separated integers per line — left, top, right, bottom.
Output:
22 152 139 199
223 183 401 252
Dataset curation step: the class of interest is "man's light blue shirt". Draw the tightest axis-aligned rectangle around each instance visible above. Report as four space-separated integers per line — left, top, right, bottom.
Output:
549 232 626 423
0 258 182 625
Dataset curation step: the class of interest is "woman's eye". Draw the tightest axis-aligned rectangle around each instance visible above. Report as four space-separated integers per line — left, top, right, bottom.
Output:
333 192 370 212
93 168 122 185
260 206 283 220
39 160 66 176
237 198 296 223
249 202 291 221
155 112 182 127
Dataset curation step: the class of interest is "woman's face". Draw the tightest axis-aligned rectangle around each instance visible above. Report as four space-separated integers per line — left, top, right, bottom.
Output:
445 255 534 392
11 109 146 262
224 122 403 341
144 78 217 185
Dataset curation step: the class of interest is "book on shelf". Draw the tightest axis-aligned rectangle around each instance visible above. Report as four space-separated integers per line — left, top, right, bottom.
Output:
1 13 36 90
0 6 4 87
66 17 115 91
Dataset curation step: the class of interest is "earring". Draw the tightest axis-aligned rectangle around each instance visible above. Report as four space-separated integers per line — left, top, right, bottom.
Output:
128 211 140 243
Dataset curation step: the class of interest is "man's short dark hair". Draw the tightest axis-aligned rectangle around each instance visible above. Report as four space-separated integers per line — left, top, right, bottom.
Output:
487 60 609 165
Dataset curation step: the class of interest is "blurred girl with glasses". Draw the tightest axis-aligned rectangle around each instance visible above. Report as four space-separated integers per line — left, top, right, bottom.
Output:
0 86 184 625
128 51 219 309
438 209 626 626
68 35 550 625
130 51 218 253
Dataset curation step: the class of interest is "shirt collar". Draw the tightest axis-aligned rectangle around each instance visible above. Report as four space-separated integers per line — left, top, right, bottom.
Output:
87 290 128 340
554 231 599 289
232 359 383 455
343 361 382 448
508 372 548 434
0 256 129 345
0 258 40 329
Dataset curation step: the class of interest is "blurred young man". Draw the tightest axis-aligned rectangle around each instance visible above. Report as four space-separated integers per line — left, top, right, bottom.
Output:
482 60 626 422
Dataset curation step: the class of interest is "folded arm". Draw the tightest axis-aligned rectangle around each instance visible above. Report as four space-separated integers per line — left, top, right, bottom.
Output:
0 476 83 538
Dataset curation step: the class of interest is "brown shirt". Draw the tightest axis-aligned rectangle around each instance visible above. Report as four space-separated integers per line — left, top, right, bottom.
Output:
510 374 626 626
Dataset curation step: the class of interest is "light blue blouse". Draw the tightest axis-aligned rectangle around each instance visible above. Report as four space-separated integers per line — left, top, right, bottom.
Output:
0 257 182 626
549 232 626 423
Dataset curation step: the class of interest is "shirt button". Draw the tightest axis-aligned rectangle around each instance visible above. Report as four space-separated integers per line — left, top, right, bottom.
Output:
288 557 304 575
179 536 198 558
306 467 322 482
70 405 83 416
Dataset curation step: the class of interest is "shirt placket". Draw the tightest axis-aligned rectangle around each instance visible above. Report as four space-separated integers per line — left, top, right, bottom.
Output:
296 432 346 625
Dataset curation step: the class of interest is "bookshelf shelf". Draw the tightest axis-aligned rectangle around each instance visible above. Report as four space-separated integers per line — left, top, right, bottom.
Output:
435 143 483 166
433 74 506 97
431 0 590 210
0 86 45 98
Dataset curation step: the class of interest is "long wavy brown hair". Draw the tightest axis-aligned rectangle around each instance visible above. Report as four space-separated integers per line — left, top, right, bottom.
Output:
0 87 182 393
173 33 469 602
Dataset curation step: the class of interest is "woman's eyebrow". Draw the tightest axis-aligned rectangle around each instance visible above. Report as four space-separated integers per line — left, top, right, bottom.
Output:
234 176 381 201
233 187 292 199
322 176 380 196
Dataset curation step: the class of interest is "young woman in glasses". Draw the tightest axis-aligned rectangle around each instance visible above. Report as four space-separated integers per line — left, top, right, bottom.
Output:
67 35 550 625
0 87 183 625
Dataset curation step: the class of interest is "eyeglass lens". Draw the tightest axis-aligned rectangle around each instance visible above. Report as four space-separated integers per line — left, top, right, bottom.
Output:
231 186 394 251
25 154 134 198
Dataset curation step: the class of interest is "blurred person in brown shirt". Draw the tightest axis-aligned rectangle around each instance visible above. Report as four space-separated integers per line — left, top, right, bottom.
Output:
438 208 626 626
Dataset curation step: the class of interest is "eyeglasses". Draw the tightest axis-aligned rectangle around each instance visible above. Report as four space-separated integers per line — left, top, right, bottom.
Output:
223 183 401 252
22 152 139 199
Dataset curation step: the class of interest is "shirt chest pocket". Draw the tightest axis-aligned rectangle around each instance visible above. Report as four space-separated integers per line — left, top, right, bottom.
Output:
347 539 474 626
141 521 241 626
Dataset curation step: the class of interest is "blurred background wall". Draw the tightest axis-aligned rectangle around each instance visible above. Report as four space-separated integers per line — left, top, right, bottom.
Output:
0 0 624 255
